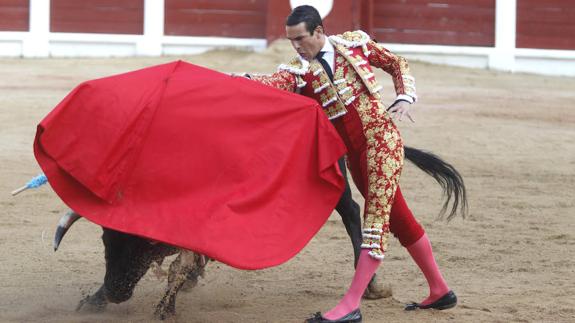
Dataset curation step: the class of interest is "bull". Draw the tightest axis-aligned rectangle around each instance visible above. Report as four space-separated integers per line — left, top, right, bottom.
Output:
54 146 467 319
54 210 207 319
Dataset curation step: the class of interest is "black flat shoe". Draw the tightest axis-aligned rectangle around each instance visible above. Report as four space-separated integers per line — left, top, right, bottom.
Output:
305 308 362 323
404 290 457 311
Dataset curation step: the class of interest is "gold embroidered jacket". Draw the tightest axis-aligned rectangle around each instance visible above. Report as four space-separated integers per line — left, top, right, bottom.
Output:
252 30 416 260
252 30 417 120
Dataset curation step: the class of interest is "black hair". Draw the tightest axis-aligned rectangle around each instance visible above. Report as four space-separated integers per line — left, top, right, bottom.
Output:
285 5 323 34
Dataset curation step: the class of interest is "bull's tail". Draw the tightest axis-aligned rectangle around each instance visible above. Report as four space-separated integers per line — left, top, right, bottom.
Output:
404 146 468 221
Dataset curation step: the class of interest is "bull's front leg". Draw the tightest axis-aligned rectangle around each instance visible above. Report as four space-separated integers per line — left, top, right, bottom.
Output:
76 228 177 314
154 251 208 320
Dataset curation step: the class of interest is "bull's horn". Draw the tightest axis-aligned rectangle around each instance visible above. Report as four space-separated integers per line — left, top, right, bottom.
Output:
53 210 82 251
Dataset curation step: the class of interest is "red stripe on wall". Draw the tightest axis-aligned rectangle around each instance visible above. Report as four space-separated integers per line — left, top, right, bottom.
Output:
0 0 29 31
165 0 267 38
517 0 575 50
322 0 359 36
50 0 144 34
373 0 495 46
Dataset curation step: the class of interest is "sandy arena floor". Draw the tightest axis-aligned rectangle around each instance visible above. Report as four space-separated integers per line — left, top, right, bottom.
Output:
1 41 574 322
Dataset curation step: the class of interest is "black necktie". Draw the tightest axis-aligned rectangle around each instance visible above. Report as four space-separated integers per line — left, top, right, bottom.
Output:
316 51 334 81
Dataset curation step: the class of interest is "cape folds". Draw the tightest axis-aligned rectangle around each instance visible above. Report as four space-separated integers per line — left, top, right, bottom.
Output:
34 61 346 270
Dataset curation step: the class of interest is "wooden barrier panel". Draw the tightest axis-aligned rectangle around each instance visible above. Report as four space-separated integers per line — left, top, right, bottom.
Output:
50 0 144 34
0 0 29 31
517 0 575 50
373 0 495 46
165 0 267 38
322 0 360 36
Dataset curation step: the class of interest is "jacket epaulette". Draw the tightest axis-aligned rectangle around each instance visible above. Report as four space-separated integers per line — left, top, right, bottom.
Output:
329 30 370 48
329 30 371 57
278 56 309 75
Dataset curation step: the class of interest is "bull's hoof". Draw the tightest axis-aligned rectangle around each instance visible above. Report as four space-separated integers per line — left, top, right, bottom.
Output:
362 275 392 300
154 299 176 320
76 290 108 312
180 276 198 292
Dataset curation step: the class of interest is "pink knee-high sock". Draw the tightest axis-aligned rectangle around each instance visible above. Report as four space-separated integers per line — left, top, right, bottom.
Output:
406 233 450 305
324 249 381 320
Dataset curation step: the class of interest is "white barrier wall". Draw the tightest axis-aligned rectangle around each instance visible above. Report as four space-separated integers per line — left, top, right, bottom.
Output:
387 0 575 77
0 0 266 58
0 0 574 77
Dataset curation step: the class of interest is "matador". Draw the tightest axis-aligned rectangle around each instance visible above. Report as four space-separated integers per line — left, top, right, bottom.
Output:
249 5 457 321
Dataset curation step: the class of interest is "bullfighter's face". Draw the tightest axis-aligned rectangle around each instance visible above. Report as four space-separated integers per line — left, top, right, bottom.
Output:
286 22 325 61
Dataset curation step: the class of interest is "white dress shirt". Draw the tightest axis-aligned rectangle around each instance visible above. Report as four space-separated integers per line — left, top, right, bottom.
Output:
318 37 335 73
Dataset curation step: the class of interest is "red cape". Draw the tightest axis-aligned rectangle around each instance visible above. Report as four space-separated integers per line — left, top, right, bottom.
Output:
34 61 346 270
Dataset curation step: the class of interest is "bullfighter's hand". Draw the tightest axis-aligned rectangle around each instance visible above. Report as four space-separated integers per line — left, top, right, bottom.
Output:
230 72 251 79
388 100 415 123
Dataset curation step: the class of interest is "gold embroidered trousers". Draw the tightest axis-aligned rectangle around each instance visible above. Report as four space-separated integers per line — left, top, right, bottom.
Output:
332 94 404 260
